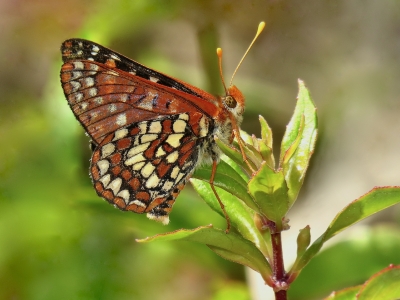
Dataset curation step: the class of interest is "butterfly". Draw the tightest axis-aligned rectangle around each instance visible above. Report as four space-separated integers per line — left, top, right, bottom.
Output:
60 24 264 231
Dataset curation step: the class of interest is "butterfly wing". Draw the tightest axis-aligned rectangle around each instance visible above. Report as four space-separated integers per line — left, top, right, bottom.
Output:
60 39 219 145
60 39 219 223
90 112 214 224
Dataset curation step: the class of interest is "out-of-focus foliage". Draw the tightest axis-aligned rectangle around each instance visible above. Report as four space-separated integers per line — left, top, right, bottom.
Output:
289 226 400 300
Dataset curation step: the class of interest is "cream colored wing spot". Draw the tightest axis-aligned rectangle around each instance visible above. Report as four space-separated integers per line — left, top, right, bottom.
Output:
132 161 146 171
166 134 184 148
172 119 186 133
71 71 82 80
148 121 162 133
108 104 117 113
99 174 111 187
146 173 161 189
117 189 130 203
113 128 128 141
126 142 150 158
80 102 88 110
97 159 110 176
132 136 140 146
162 180 174 191
101 143 115 158
88 87 98 97
166 151 179 163
132 200 146 208
138 122 147 134
124 153 146 166
91 45 100 53
179 113 189 120
199 115 209 137
149 76 159 83
107 177 122 195
155 147 166 158
174 172 185 184
110 53 121 61
141 162 156 178
84 77 95 88
73 61 84 70
170 166 180 179
90 63 99 71
75 92 83 102
140 134 158 143
70 81 81 92
94 96 103 104
116 113 127 126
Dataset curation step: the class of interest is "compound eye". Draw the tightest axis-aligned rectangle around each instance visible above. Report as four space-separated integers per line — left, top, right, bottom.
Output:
224 95 237 108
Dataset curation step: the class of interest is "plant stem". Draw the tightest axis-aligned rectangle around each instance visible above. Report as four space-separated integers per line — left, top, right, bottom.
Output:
271 232 287 300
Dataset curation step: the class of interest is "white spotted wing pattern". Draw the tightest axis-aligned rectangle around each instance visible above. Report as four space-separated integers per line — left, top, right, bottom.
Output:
60 38 246 225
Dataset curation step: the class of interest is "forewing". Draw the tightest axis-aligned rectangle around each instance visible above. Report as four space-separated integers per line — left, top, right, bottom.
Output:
61 38 207 97
60 39 218 145
90 112 213 224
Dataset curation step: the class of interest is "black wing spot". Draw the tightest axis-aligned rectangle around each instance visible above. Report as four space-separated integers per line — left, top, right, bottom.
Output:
89 141 97 152
151 94 159 108
166 99 171 109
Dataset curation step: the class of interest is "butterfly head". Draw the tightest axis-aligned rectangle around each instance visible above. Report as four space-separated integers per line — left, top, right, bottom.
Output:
222 85 245 118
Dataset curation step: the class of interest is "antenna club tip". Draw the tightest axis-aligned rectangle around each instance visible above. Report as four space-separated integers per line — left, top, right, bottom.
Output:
257 21 266 34
216 48 222 56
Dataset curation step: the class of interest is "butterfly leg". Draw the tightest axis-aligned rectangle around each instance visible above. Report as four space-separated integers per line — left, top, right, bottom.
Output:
233 129 256 173
209 159 231 233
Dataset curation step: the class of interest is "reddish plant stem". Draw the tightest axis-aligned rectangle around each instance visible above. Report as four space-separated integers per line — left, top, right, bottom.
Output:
271 232 287 300
275 290 287 300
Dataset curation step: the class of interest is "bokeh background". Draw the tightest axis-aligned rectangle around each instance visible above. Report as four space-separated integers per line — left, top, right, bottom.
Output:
1 1 400 299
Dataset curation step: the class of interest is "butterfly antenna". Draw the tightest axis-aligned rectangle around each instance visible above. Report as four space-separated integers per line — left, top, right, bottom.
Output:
230 21 265 86
217 48 228 95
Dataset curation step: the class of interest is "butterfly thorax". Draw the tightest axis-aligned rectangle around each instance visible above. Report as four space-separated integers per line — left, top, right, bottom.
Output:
198 85 245 166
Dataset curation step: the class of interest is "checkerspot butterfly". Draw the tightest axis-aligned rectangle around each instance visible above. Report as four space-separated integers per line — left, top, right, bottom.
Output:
60 23 264 230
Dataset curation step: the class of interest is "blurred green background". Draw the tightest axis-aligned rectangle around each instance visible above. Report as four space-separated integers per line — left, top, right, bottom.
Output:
1 1 400 299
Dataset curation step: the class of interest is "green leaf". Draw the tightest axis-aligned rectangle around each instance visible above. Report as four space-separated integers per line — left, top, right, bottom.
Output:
289 186 400 279
324 265 400 300
259 115 273 149
296 226 311 258
190 179 271 259
357 265 400 300
258 115 275 169
221 155 250 183
323 286 361 300
248 162 289 230
215 138 255 174
192 158 258 212
137 225 272 283
280 79 318 206
231 139 263 172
